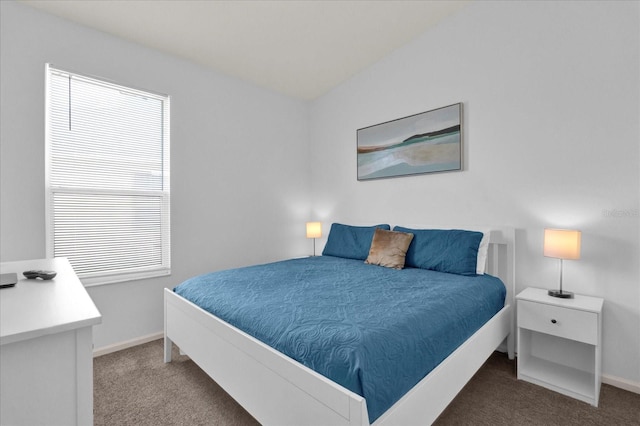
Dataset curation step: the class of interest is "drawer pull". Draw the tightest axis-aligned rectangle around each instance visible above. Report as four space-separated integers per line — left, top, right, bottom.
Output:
551 319 557 324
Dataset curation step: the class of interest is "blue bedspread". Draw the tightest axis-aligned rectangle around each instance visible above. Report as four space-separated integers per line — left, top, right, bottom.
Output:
174 256 505 422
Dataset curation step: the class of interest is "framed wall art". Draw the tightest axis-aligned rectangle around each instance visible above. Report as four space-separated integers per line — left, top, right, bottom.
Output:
357 103 462 180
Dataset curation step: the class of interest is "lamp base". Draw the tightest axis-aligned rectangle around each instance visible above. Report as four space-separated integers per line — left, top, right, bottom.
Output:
548 289 574 298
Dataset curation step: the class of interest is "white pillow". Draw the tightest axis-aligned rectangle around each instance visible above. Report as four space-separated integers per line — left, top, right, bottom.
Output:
476 230 490 275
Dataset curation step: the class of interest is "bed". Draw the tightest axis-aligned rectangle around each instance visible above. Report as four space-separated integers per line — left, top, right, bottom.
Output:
164 225 515 425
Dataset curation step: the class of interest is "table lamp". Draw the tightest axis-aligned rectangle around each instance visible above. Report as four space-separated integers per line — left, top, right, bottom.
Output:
306 222 322 256
544 228 581 298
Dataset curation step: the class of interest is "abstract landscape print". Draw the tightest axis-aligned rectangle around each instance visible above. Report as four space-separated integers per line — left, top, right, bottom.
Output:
357 103 462 180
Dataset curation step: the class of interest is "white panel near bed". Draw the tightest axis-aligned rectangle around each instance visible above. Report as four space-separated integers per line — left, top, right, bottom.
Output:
164 226 515 425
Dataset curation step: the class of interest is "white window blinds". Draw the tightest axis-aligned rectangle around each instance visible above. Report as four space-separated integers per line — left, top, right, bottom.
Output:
46 65 170 285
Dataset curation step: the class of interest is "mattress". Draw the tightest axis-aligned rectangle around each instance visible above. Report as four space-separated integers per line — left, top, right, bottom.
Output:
174 255 506 422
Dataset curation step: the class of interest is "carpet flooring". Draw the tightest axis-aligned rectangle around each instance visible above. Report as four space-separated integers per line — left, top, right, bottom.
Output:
94 339 640 425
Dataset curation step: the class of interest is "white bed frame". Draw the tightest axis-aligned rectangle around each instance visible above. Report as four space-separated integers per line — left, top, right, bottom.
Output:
164 227 515 425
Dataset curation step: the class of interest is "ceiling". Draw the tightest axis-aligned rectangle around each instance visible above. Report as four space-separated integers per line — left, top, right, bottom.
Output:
21 0 471 100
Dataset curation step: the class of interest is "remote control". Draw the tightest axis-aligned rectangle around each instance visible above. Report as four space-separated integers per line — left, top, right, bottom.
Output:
23 270 57 280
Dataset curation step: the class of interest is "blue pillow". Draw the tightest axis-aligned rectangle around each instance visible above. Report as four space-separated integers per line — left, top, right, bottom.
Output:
322 223 391 260
393 227 483 275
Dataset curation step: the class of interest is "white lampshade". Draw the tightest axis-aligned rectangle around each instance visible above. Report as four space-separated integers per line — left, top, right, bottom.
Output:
544 229 581 260
306 222 322 239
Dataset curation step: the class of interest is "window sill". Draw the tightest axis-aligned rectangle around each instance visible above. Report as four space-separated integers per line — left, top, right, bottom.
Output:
80 268 171 287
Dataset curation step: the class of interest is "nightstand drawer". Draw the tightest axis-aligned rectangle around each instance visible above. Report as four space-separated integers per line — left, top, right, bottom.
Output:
518 300 598 345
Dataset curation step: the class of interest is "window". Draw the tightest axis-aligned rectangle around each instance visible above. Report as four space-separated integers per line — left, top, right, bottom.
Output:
45 64 170 285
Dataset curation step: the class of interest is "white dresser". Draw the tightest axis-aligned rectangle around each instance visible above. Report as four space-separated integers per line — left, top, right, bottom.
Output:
0 258 102 425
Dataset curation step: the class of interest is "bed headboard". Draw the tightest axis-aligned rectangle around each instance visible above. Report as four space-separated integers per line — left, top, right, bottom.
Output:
477 227 516 357
484 227 516 309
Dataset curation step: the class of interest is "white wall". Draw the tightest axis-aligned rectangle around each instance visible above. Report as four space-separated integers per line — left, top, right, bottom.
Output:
2 0 639 389
309 1 640 386
0 1 311 349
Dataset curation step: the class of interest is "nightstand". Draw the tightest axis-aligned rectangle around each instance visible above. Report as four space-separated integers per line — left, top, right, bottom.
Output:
516 287 603 406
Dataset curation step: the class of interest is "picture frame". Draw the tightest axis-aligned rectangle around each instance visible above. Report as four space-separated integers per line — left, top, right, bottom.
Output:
357 103 462 180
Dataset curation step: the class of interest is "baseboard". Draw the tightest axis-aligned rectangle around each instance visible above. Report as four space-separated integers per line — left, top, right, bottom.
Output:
602 374 640 395
93 331 163 357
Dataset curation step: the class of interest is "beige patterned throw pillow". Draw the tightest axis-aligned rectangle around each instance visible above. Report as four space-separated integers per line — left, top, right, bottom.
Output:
365 228 414 270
